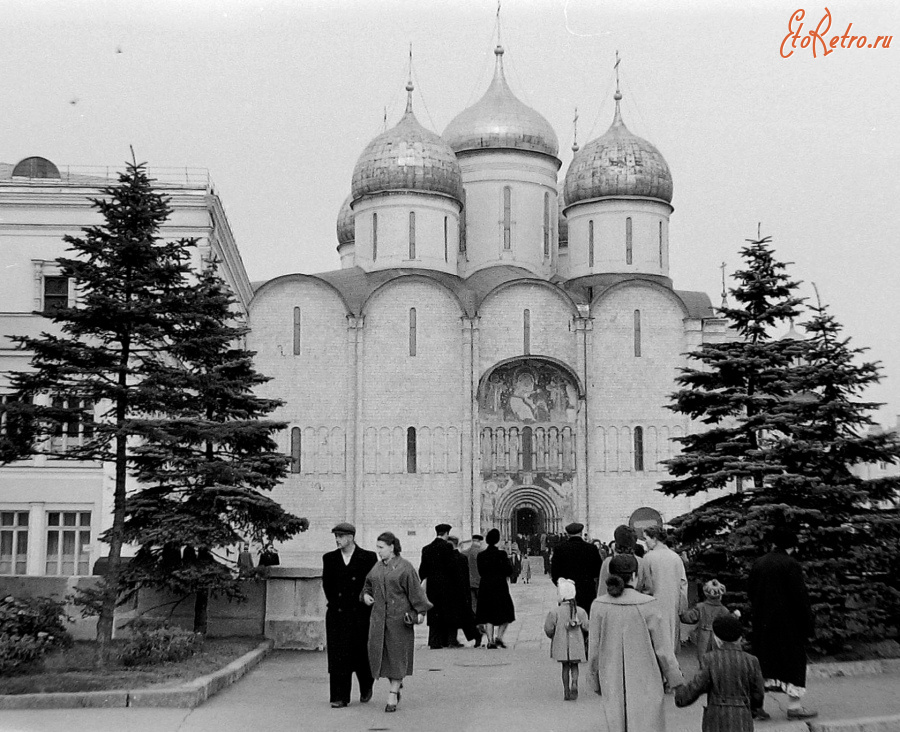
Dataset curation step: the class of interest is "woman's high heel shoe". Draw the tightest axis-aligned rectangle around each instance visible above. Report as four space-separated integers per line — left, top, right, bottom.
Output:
385 691 399 713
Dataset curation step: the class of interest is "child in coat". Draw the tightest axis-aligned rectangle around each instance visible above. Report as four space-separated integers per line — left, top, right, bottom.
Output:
524 557 532 584
543 578 589 701
675 614 766 732
680 579 734 668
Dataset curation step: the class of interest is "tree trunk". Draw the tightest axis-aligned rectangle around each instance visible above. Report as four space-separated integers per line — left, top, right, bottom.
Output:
194 589 209 635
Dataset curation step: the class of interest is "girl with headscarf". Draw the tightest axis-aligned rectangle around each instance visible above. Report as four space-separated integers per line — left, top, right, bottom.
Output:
544 577 589 700
679 579 735 668
588 553 684 731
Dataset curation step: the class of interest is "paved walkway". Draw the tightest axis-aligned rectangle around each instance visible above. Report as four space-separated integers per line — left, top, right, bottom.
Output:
2 558 899 732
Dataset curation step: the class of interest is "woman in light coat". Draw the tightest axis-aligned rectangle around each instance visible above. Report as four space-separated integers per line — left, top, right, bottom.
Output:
362 531 432 713
588 553 685 732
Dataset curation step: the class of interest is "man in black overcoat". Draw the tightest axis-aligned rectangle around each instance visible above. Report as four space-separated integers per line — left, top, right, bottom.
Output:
550 522 602 615
419 523 458 649
322 522 377 708
748 526 817 721
448 535 483 647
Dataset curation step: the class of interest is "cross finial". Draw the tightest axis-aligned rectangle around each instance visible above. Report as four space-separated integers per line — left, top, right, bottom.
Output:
720 261 728 309
614 50 621 97
405 43 414 114
572 107 580 153
497 0 502 45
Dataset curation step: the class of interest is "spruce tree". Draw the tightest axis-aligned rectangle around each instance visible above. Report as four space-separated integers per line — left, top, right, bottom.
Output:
661 234 900 652
0 159 194 662
122 261 308 633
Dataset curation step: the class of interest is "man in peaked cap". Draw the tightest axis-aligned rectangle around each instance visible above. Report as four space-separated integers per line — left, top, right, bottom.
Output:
322 522 377 708
550 522 602 617
419 523 458 648
599 524 651 594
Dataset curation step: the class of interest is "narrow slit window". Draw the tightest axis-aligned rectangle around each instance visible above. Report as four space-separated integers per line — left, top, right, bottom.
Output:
406 427 417 473
444 216 448 262
409 307 417 357
372 212 378 261
503 186 512 250
658 221 663 267
543 193 550 258
634 427 644 471
588 220 595 267
626 217 633 264
523 309 531 355
634 309 642 357
290 428 301 473
409 212 416 259
292 307 301 355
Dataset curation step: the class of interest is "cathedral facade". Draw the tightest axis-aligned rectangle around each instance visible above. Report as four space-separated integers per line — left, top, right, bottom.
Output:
249 47 730 561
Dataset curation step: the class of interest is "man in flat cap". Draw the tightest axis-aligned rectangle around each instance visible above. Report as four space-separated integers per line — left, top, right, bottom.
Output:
419 523 459 648
599 524 651 593
551 522 602 617
322 522 377 708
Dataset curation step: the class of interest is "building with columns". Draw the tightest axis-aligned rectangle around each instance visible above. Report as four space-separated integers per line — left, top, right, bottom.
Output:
249 47 731 562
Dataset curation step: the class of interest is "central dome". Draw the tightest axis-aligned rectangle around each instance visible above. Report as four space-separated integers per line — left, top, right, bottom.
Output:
443 46 559 158
352 84 463 203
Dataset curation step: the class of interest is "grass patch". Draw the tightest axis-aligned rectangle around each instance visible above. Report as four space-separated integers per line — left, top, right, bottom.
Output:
0 636 264 695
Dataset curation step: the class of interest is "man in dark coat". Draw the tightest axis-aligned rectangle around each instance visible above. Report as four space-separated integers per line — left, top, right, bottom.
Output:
448 535 482 647
419 523 459 649
461 534 485 614
550 522 602 615
748 526 817 721
322 522 377 708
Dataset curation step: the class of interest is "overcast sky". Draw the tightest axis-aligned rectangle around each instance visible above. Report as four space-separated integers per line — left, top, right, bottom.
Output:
2 0 898 425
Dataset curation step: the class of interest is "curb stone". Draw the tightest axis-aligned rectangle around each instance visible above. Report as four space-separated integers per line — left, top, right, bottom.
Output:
0 639 273 710
808 715 900 732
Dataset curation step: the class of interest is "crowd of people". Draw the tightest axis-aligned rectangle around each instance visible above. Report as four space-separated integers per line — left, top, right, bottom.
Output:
320 519 818 730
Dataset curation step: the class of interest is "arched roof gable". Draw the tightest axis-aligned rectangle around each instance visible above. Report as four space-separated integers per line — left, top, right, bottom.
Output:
590 278 691 318
360 272 467 317
250 273 352 315
478 277 580 318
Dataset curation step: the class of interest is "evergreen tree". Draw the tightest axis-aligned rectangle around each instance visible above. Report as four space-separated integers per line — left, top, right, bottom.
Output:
121 261 308 633
0 159 194 662
661 234 900 652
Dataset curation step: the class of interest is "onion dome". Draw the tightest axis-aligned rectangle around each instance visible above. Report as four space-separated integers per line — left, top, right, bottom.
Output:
564 90 673 206
351 81 463 203
443 46 558 157
558 191 568 245
336 194 354 246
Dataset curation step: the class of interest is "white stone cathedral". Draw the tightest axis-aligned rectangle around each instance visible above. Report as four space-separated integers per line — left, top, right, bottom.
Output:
249 46 731 560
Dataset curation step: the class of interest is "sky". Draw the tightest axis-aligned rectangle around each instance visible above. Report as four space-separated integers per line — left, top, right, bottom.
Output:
2 0 898 425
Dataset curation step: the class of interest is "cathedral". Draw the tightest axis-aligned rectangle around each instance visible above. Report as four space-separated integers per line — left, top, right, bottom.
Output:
249 45 730 561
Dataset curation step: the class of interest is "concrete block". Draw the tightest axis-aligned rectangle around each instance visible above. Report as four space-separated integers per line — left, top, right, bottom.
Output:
127 684 206 708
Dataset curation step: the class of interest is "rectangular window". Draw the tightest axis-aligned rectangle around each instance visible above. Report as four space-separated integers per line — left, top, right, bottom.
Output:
634 309 642 357
293 307 301 355
290 427 301 473
523 309 531 355
589 220 595 267
503 187 512 250
634 427 644 471
372 212 378 261
406 427 417 473
543 193 550 258
43 275 68 313
48 398 94 454
625 217 633 265
1 394 29 445
0 511 29 575
409 307 417 357
45 511 91 576
409 211 416 259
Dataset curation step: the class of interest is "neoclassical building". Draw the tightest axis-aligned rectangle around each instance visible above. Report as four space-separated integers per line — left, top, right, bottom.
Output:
249 47 731 561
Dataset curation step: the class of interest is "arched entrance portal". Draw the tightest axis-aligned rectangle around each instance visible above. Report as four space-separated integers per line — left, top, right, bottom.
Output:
513 507 543 537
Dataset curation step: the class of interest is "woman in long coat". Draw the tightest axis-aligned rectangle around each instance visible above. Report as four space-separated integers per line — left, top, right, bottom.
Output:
588 554 684 732
475 528 515 648
362 531 432 713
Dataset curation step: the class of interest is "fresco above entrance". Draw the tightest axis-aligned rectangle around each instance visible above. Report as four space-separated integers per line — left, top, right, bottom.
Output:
479 359 578 425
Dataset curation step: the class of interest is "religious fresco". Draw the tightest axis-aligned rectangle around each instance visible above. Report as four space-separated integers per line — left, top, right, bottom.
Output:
477 359 580 536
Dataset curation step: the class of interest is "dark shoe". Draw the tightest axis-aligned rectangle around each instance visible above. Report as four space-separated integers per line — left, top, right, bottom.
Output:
563 688 571 701
330 701 348 709
752 708 770 721
786 707 818 720
495 639 507 648
360 688 373 704
570 687 578 701
486 642 497 649
448 640 464 648
385 691 399 713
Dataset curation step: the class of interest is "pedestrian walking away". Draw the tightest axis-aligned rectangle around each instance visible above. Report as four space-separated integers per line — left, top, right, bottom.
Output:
550 522 602 616
588 553 684 732
675 614 766 731
679 578 735 669
448 535 482 648
419 523 459 649
748 525 817 721
544 577 589 701
322 522 377 708
643 525 688 659
598 525 651 595
461 533 485 615
363 531 433 713
475 528 516 648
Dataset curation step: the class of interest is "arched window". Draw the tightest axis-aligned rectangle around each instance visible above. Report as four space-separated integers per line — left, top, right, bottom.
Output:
372 212 378 261
523 309 531 355
406 427 417 473
543 193 550 258
503 186 512 250
634 426 644 471
409 307 417 357
292 307 301 355
522 426 533 471
658 221 663 267
290 428 301 473
634 309 642 357
588 220 595 267
444 216 449 262
626 217 633 264
409 211 416 259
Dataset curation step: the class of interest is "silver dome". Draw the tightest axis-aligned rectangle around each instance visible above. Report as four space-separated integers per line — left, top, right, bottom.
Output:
336 194 354 246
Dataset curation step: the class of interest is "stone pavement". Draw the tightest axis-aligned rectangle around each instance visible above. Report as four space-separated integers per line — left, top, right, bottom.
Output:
2 558 899 732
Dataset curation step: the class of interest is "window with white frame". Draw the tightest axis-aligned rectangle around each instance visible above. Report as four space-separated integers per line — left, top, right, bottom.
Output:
45 511 91 575
0 511 29 575
48 397 94 454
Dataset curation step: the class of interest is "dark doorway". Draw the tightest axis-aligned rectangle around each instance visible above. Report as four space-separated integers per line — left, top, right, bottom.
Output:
513 507 542 537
